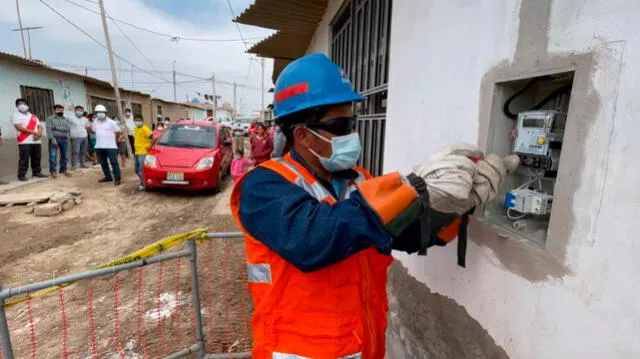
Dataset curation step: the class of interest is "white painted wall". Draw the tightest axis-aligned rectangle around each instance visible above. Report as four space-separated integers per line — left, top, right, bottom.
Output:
305 0 640 358
385 1 639 359
0 59 88 138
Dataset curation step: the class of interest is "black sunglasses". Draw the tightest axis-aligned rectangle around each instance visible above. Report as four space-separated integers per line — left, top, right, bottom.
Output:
306 116 357 136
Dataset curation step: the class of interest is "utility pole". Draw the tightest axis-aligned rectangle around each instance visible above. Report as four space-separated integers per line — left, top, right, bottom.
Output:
11 26 43 59
260 57 265 121
211 72 217 119
130 65 134 90
233 81 237 120
172 60 177 102
98 0 124 122
15 0 26 58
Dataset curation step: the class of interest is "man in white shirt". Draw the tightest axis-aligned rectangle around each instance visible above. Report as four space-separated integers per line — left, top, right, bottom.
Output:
123 108 136 158
92 104 122 185
70 105 90 169
11 98 46 181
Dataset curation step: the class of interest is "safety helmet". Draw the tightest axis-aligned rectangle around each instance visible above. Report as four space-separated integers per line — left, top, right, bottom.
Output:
273 53 365 119
94 104 107 112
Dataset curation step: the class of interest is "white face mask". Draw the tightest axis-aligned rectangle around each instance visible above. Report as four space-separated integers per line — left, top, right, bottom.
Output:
17 104 29 112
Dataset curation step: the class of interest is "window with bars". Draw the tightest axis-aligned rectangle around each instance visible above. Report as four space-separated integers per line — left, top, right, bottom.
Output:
90 96 117 118
20 86 54 121
331 0 392 176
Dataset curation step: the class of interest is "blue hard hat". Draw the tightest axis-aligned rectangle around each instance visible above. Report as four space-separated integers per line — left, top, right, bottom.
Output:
273 53 365 119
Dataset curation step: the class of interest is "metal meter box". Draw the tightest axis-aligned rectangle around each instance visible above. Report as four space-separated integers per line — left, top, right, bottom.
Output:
513 110 563 157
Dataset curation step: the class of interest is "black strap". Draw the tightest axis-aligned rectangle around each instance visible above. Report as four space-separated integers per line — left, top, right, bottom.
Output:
456 208 475 268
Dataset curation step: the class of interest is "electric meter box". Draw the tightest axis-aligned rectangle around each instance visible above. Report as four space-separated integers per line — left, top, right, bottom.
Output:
483 71 574 246
513 110 564 157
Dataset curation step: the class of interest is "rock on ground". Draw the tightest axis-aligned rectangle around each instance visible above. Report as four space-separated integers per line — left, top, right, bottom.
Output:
34 202 62 216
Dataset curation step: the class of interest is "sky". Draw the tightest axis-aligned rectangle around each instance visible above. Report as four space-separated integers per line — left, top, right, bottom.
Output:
0 0 275 116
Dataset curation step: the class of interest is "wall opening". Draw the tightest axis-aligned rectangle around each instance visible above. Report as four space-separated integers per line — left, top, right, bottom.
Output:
483 71 575 246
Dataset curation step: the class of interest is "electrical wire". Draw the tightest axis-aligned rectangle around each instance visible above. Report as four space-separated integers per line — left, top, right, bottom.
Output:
61 0 265 42
108 10 160 73
225 0 249 50
38 0 172 85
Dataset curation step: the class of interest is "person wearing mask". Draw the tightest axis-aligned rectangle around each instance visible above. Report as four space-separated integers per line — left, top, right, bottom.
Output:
271 122 287 158
12 98 45 181
69 105 90 169
231 54 519 359
163 117 171 128
152 121 166 139
152 114 162 130
133 114 154 191
86 113 98 165
46 104 72 178
123 108 136 157
92 105 122 185
249 122 273 165
115 116 129 168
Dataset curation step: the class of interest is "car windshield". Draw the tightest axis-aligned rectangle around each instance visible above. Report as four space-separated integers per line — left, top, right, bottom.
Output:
157 124 217 148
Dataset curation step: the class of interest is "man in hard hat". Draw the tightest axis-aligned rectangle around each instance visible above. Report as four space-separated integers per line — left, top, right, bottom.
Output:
91 104 122 185
230 53 518 359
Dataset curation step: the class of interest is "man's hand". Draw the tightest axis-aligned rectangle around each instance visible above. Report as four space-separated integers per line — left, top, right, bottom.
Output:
411 143 519 214
51 140 58 147
470 154 519 207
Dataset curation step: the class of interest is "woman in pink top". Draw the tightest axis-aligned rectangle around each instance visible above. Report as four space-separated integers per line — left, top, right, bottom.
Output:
231 149 254 184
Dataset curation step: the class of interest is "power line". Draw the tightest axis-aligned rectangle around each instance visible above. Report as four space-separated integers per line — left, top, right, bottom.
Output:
107 10 160 73
38 0 172 86
225 0 249 50
61 0 265 43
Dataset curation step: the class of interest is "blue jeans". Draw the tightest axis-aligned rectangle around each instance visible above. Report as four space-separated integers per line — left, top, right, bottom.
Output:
95 148 121 181
49 137 69 173
134 155 146 184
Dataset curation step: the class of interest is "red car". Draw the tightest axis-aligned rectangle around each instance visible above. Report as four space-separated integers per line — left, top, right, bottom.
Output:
143 120 233 193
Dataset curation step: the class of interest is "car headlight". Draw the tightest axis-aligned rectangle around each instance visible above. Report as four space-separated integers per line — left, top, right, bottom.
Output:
196 157 214 169
144 155 157 168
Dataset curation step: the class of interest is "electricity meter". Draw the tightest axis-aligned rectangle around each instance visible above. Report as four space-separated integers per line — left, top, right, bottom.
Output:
513 110 564 171
513 110 563 156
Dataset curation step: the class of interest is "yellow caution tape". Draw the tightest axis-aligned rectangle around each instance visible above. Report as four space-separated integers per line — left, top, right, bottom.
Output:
4 228 208 308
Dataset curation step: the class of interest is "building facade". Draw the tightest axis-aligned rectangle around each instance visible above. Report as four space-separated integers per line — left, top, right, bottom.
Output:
0 53 91 180
238 1 640 358
85 81 152 125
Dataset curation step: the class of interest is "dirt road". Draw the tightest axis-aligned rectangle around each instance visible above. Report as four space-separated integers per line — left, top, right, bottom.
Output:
0 166 250 358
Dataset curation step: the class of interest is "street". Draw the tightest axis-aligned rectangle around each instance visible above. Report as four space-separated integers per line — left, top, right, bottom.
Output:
0 166 249 358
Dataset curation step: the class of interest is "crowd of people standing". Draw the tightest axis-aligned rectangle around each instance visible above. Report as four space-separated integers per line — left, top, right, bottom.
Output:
2 98 164 188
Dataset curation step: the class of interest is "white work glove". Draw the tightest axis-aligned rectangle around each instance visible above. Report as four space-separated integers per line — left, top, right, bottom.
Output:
470 154 520 207
412 143 482 214
412 143 520 214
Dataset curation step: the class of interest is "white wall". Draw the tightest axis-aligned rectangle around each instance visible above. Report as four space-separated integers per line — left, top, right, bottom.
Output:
0 59 88 138
384 1 639 359
305 0 640 358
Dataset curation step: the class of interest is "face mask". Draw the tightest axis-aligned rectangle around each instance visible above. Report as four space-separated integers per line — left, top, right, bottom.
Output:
134 121 143 127
56 111 64 117
308 129 361 172
75 111 84 117
164 121 170 125
234 155 241 160
125 113 132 118
17 104 29 112
96 113 106 120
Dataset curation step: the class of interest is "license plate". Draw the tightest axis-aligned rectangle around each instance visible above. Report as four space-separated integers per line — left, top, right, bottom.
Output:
167 172 184 181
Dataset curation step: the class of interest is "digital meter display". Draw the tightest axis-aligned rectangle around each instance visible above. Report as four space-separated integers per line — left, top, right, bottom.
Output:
522 118 545 128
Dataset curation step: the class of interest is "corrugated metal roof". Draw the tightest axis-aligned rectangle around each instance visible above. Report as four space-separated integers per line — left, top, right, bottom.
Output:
0 51 149 97
234 0 329 81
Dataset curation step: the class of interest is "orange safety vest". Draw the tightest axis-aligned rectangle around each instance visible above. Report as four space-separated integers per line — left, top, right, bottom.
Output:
230 154 393 359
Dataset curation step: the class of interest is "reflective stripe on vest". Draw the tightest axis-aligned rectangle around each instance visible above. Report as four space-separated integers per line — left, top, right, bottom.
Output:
247 263 272 283
273 352 362 359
